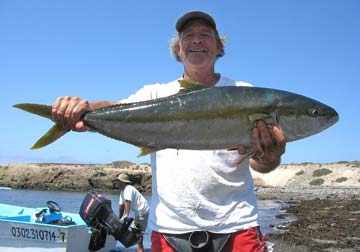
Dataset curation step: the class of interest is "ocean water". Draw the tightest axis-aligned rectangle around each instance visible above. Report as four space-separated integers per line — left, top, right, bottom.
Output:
0 188 286 251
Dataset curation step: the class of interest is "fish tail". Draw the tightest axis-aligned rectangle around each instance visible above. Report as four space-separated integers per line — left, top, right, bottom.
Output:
13 103 53 120
13 103 69 149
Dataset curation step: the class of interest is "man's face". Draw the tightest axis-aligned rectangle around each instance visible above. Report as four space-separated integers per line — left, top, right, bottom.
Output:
117 180 126 190
176 19 222 69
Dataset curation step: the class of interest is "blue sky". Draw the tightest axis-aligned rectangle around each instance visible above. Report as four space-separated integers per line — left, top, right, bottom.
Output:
1 0 359 165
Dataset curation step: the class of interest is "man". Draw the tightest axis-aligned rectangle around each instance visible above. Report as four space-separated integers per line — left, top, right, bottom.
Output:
115 173 149 252
52 11 286 252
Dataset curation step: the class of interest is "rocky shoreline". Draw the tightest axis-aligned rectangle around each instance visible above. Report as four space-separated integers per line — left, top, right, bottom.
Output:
257 187 360 252
1 161 359 251
0 161 152 193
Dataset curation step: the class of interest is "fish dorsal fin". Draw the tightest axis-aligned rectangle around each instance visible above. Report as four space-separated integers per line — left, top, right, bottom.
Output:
178 79 209 93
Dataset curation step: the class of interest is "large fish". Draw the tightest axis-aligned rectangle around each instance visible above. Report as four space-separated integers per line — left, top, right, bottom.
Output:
14 80 339 157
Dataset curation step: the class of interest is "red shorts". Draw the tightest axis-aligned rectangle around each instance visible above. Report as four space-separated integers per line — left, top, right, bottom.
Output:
151 226 268 252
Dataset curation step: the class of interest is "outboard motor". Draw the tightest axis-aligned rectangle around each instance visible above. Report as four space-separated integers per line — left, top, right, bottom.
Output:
79 192 142 251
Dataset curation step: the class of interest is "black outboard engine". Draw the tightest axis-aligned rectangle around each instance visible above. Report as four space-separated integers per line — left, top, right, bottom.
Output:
79 192 142 251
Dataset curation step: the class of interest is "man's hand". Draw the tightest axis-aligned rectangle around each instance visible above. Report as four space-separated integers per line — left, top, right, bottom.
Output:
52 96 90 131
239 120 286 173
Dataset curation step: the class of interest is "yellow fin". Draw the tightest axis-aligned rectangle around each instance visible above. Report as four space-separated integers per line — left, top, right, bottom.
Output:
31 124 69 149
137 147 159 157
14 103 69 149
248 113 271 122
14 103 53 121
236 150 255 165
178 79 209 93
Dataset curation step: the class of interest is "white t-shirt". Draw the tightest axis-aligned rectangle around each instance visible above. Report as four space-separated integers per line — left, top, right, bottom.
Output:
119 184 150 216
121 76 259 234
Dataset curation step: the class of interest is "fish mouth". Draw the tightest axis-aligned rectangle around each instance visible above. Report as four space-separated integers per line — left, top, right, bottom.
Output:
329 111 339 126
325 107 339 127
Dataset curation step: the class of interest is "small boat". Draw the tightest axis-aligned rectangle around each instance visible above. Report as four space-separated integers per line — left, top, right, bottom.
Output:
0 200 117 252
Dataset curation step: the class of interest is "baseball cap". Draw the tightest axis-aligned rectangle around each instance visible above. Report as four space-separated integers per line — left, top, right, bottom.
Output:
176 11 217 32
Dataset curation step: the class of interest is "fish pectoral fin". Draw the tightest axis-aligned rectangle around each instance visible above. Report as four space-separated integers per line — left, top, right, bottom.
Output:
248 113 272 122
178 79 209 93
31 124 69 149
227 147 238 151
138 147 160 157
236 150 255 165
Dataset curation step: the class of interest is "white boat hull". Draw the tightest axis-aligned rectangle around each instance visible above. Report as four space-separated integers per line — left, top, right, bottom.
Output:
0 203 116 252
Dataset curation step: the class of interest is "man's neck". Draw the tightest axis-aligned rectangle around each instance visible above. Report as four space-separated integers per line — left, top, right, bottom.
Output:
183 69 220 86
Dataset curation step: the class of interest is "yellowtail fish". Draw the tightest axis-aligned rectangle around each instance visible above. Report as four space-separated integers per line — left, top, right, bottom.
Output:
14 80 339 157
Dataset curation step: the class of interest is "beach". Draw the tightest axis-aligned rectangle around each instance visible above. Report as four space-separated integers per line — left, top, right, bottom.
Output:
1 161 359 251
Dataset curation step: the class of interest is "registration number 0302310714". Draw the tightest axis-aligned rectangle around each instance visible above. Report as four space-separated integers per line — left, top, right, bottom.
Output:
10 225 66 243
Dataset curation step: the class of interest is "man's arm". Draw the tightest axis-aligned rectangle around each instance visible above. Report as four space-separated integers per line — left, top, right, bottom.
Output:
124 200 131 217
119 200 131 221
119 204 125 218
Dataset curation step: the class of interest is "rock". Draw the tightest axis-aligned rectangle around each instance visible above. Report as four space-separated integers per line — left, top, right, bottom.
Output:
0 162 152 193
307 223 321 230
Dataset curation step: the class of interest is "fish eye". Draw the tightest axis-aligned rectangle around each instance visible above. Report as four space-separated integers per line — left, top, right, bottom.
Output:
309 108 320 116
